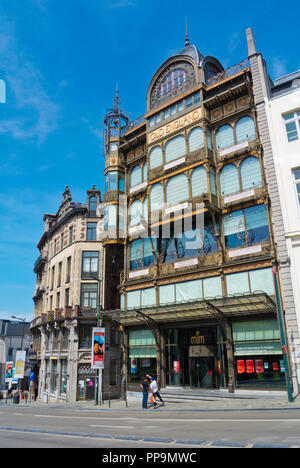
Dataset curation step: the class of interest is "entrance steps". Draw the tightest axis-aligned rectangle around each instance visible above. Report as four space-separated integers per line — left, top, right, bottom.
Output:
158 387 281 403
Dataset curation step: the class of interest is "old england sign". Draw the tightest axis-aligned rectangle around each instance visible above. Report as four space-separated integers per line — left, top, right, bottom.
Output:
147 108 203 144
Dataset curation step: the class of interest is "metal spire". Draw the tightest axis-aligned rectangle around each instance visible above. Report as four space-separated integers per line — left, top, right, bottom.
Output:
185 17 190 47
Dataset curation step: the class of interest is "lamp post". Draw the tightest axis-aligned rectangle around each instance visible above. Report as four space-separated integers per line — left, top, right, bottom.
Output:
11 316 26 392
88 275 103 406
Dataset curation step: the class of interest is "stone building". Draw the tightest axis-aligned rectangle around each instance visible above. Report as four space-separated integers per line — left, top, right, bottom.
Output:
99 31 298 397
247 28 300 391
30 186 121 403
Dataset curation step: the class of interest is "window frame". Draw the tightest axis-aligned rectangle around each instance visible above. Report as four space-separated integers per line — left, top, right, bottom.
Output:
283 111 300 143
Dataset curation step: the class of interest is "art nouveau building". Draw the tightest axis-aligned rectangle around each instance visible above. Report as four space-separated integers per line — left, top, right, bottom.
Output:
100 32 298 396
30 186 121 402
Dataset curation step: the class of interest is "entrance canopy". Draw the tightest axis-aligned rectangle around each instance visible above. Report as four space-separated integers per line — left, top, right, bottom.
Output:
103 291 276 327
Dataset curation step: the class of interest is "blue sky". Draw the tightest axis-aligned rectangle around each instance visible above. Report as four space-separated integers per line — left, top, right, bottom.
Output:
0 0 299 322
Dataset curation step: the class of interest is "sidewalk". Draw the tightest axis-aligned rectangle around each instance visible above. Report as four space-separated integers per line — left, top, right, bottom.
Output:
2 391 300 412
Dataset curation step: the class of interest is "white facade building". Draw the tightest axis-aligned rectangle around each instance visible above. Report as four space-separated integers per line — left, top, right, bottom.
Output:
265 72 300 384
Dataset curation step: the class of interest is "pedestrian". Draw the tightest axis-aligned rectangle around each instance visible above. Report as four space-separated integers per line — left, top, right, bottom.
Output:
139 376 149 409
146 374 165 407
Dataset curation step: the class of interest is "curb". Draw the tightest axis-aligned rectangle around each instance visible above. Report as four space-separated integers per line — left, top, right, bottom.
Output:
0 426 298 448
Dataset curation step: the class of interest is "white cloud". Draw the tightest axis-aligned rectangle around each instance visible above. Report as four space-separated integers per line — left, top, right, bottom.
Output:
0 14 59 144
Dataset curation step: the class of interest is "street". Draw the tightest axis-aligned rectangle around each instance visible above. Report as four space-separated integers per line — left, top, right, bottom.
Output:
1 404 300 448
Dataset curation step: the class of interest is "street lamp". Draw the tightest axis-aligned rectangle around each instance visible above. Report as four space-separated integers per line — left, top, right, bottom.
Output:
87 274 103 406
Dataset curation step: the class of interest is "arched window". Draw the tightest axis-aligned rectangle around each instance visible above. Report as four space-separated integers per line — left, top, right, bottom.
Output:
166 173 189 206
89 197 97 216
188 127 204 152
240 157 262 190
149 146 163 169
165 135 186 163
235 116 256 143
216 125 234 150
219 164 240 196
150 183 164 211
130 165 142 187
158 68 187 98
129 200 142 226
191 166 208 197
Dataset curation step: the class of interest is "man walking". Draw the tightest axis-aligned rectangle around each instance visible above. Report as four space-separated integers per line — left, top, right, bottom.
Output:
146 374 165 407
139 376 149 409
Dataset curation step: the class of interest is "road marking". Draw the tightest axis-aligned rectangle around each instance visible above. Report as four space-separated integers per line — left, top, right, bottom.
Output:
31 414 300 423
89 425 134 429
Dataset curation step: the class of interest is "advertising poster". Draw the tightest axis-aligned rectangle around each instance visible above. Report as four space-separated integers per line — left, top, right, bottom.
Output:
91 327 105 369
173 361 181 373
5 361 13 382
14 351 26 379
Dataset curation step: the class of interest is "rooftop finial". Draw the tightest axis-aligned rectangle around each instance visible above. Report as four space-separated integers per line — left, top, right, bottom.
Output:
185 17 190 47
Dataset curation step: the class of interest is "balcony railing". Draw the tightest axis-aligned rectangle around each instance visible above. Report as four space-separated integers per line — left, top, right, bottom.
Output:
206 59 250 87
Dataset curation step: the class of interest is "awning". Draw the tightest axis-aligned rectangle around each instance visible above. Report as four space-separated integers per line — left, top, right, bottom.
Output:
102 291 276 327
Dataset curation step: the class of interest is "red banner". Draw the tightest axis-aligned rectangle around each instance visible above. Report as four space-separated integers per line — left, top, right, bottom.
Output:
246 360 254 374
255 359 264 374
237 360 245 374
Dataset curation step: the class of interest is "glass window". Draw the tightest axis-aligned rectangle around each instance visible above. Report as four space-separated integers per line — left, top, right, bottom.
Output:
235 116 256 143
191 166 208 197
293 169 300 207
69 226 73 244
166 173 189 205
163 109 170 120
240 157 262 190
165 135 186 162
80 283 98 309
130 165 142 187
118 173 125 192
244 204 269 245
130 238 156 270
177 101 183 112
158 68 187 98
186 96 193 107
127 290 141 309
216 124 235 150
129 200 142 227
109 171 117 191
143 163 147 182
82 251 99 278
220 164 240 196
149 146 163 169
149 117 155 127
89 197 97 216
170 105 177 115
150 183 164 211
188 127 204 152
283 111 300 142
86 223 97 241
223 209 245 249
110 142 118 151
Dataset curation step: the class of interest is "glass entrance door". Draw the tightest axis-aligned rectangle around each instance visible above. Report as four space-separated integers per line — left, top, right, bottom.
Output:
77 377 96 400
189 357 216 388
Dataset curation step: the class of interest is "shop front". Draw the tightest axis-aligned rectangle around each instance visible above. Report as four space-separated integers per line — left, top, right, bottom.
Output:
233 319 285 389
77 364 97 400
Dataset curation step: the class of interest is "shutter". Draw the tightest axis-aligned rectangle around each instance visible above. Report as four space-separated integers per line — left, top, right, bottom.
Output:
166 173 189 205
129 200 142 226
219 164 240 195
150 183 164 211
130 165 142 187
165 135 186 162
149 146 163 169
236 116 256 143
191 166 208 196
188 127 204 152
240 157 262 190
216 125 234 150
